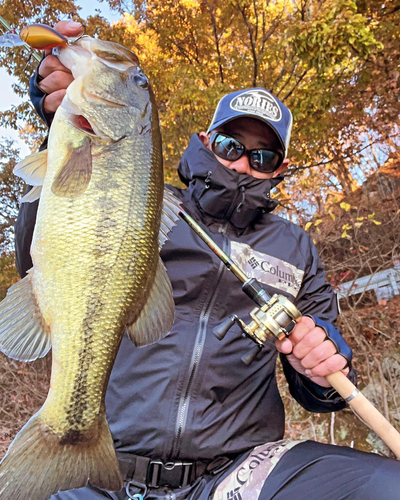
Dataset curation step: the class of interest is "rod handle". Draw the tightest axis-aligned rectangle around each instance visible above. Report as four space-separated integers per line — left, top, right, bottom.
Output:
326 371 400 460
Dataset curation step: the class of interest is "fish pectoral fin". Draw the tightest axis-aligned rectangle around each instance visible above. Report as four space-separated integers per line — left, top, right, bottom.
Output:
159 188 182 249
13 149 48 186
20 185 43 203
0 269 51 361
126 258 175 347
51 136 92 198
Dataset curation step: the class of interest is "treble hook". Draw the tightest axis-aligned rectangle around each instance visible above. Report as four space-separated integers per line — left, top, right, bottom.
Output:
67 24 86 45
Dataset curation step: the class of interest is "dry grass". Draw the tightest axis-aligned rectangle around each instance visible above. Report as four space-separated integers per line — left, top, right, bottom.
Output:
0 354 50 458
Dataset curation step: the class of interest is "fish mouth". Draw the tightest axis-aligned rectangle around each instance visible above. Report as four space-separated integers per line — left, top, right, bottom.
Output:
69 114 98 137
63 91 126 139
69 113 127 144
71 114 97 136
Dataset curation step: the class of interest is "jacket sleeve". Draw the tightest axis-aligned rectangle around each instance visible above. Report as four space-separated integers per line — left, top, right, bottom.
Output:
281 232 356 412
15 67 52 278
14 139 47 278
281 354 357 412
29 66 55 127
14 194 39 278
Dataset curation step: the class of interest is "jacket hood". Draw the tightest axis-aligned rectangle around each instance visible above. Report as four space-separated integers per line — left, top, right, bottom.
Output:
177 133 284 229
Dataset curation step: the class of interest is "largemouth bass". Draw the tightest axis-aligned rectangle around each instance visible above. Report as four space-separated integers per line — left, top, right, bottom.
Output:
0 36 180 499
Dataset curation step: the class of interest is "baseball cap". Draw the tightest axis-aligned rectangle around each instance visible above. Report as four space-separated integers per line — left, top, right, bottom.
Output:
207 88 293 157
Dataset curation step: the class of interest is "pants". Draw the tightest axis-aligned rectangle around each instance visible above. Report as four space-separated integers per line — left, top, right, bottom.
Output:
50 441 400 500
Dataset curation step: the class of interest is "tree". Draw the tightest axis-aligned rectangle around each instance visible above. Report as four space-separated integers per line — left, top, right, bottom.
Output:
101 0 399 204
0 139 25 299
0 0 399 207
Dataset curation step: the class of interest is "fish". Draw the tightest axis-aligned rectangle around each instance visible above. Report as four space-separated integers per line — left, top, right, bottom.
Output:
0 36 181 500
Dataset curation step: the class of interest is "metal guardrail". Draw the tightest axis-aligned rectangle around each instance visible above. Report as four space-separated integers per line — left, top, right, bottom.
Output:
335 266 400 302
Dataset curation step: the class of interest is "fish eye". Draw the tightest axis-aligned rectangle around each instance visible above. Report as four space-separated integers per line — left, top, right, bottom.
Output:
134 74 149 89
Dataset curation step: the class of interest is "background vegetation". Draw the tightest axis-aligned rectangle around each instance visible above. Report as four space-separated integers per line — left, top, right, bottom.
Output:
0 0 399 457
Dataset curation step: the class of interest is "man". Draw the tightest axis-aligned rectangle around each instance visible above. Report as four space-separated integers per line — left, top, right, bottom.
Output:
15 21 400 500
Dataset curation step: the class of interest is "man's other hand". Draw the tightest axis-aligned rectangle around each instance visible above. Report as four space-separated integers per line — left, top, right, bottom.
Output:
38 21 83 114
275 316 349 388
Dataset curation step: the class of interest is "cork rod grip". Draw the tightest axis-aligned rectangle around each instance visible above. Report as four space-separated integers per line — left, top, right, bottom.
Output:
326 371 400 460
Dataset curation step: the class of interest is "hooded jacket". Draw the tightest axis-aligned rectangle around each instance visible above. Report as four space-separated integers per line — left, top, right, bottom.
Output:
14 119 351 462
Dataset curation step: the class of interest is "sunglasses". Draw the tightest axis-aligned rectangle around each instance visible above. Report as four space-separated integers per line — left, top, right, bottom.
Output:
210 132 283 174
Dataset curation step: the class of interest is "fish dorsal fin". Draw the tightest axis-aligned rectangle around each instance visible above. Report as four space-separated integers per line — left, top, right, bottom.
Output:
20 185 42 203
13 150 48 186
51 137 92 198
159 188 181 249
125 258 174 347
0 269 51 361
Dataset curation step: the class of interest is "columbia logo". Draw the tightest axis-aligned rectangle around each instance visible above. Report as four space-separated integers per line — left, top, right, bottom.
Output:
227 488 242 500
248 257 260 269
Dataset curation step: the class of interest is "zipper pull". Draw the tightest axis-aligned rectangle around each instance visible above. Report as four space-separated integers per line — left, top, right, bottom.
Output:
205 170 212 189
236 186 246 212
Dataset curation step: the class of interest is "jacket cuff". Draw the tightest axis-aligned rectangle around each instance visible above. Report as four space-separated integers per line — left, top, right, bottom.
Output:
29 66 55 127
280 353 358 413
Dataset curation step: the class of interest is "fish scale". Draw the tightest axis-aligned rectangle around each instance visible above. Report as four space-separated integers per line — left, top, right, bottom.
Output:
36 131 161 432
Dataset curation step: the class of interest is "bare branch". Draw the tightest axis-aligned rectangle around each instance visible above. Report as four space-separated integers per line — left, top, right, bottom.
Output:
202 0 225 84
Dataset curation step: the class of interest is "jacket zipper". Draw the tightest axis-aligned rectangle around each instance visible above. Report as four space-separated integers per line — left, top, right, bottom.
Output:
170 224 229 459
226 185 246 220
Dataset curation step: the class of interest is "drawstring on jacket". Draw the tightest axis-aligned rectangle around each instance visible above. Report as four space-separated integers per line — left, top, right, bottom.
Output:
236 186 246 213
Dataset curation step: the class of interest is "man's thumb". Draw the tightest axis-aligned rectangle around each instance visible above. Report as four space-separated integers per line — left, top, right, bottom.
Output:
275 337 293 354
54 21 83 37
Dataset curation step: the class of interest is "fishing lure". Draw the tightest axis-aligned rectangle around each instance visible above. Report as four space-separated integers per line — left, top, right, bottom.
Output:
0 20 84 62
19 24 68 50
0 23 67 51
0 30 24 48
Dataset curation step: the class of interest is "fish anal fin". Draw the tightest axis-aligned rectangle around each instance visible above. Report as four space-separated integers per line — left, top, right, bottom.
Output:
126 258 175 347
13 150 48 186
51 137 92 198
0 269 51 362
0 411 122 500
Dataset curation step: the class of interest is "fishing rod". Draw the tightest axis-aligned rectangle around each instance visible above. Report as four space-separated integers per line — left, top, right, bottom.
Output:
179 208 400 460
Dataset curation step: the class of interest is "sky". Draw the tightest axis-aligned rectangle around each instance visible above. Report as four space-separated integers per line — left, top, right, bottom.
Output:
0 0 121 159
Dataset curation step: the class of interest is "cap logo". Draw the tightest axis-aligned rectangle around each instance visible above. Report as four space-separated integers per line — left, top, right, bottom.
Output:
230 90 282 122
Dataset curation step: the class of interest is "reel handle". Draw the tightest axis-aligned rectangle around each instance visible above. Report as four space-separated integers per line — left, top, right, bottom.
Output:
241 345 263 365
213 315 238 340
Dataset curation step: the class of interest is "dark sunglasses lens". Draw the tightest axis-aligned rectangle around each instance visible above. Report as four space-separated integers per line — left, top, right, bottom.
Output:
213 135 244 161
250 150 281 173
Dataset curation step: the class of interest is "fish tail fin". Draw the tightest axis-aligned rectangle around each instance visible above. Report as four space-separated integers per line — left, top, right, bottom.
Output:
0 412 123 500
